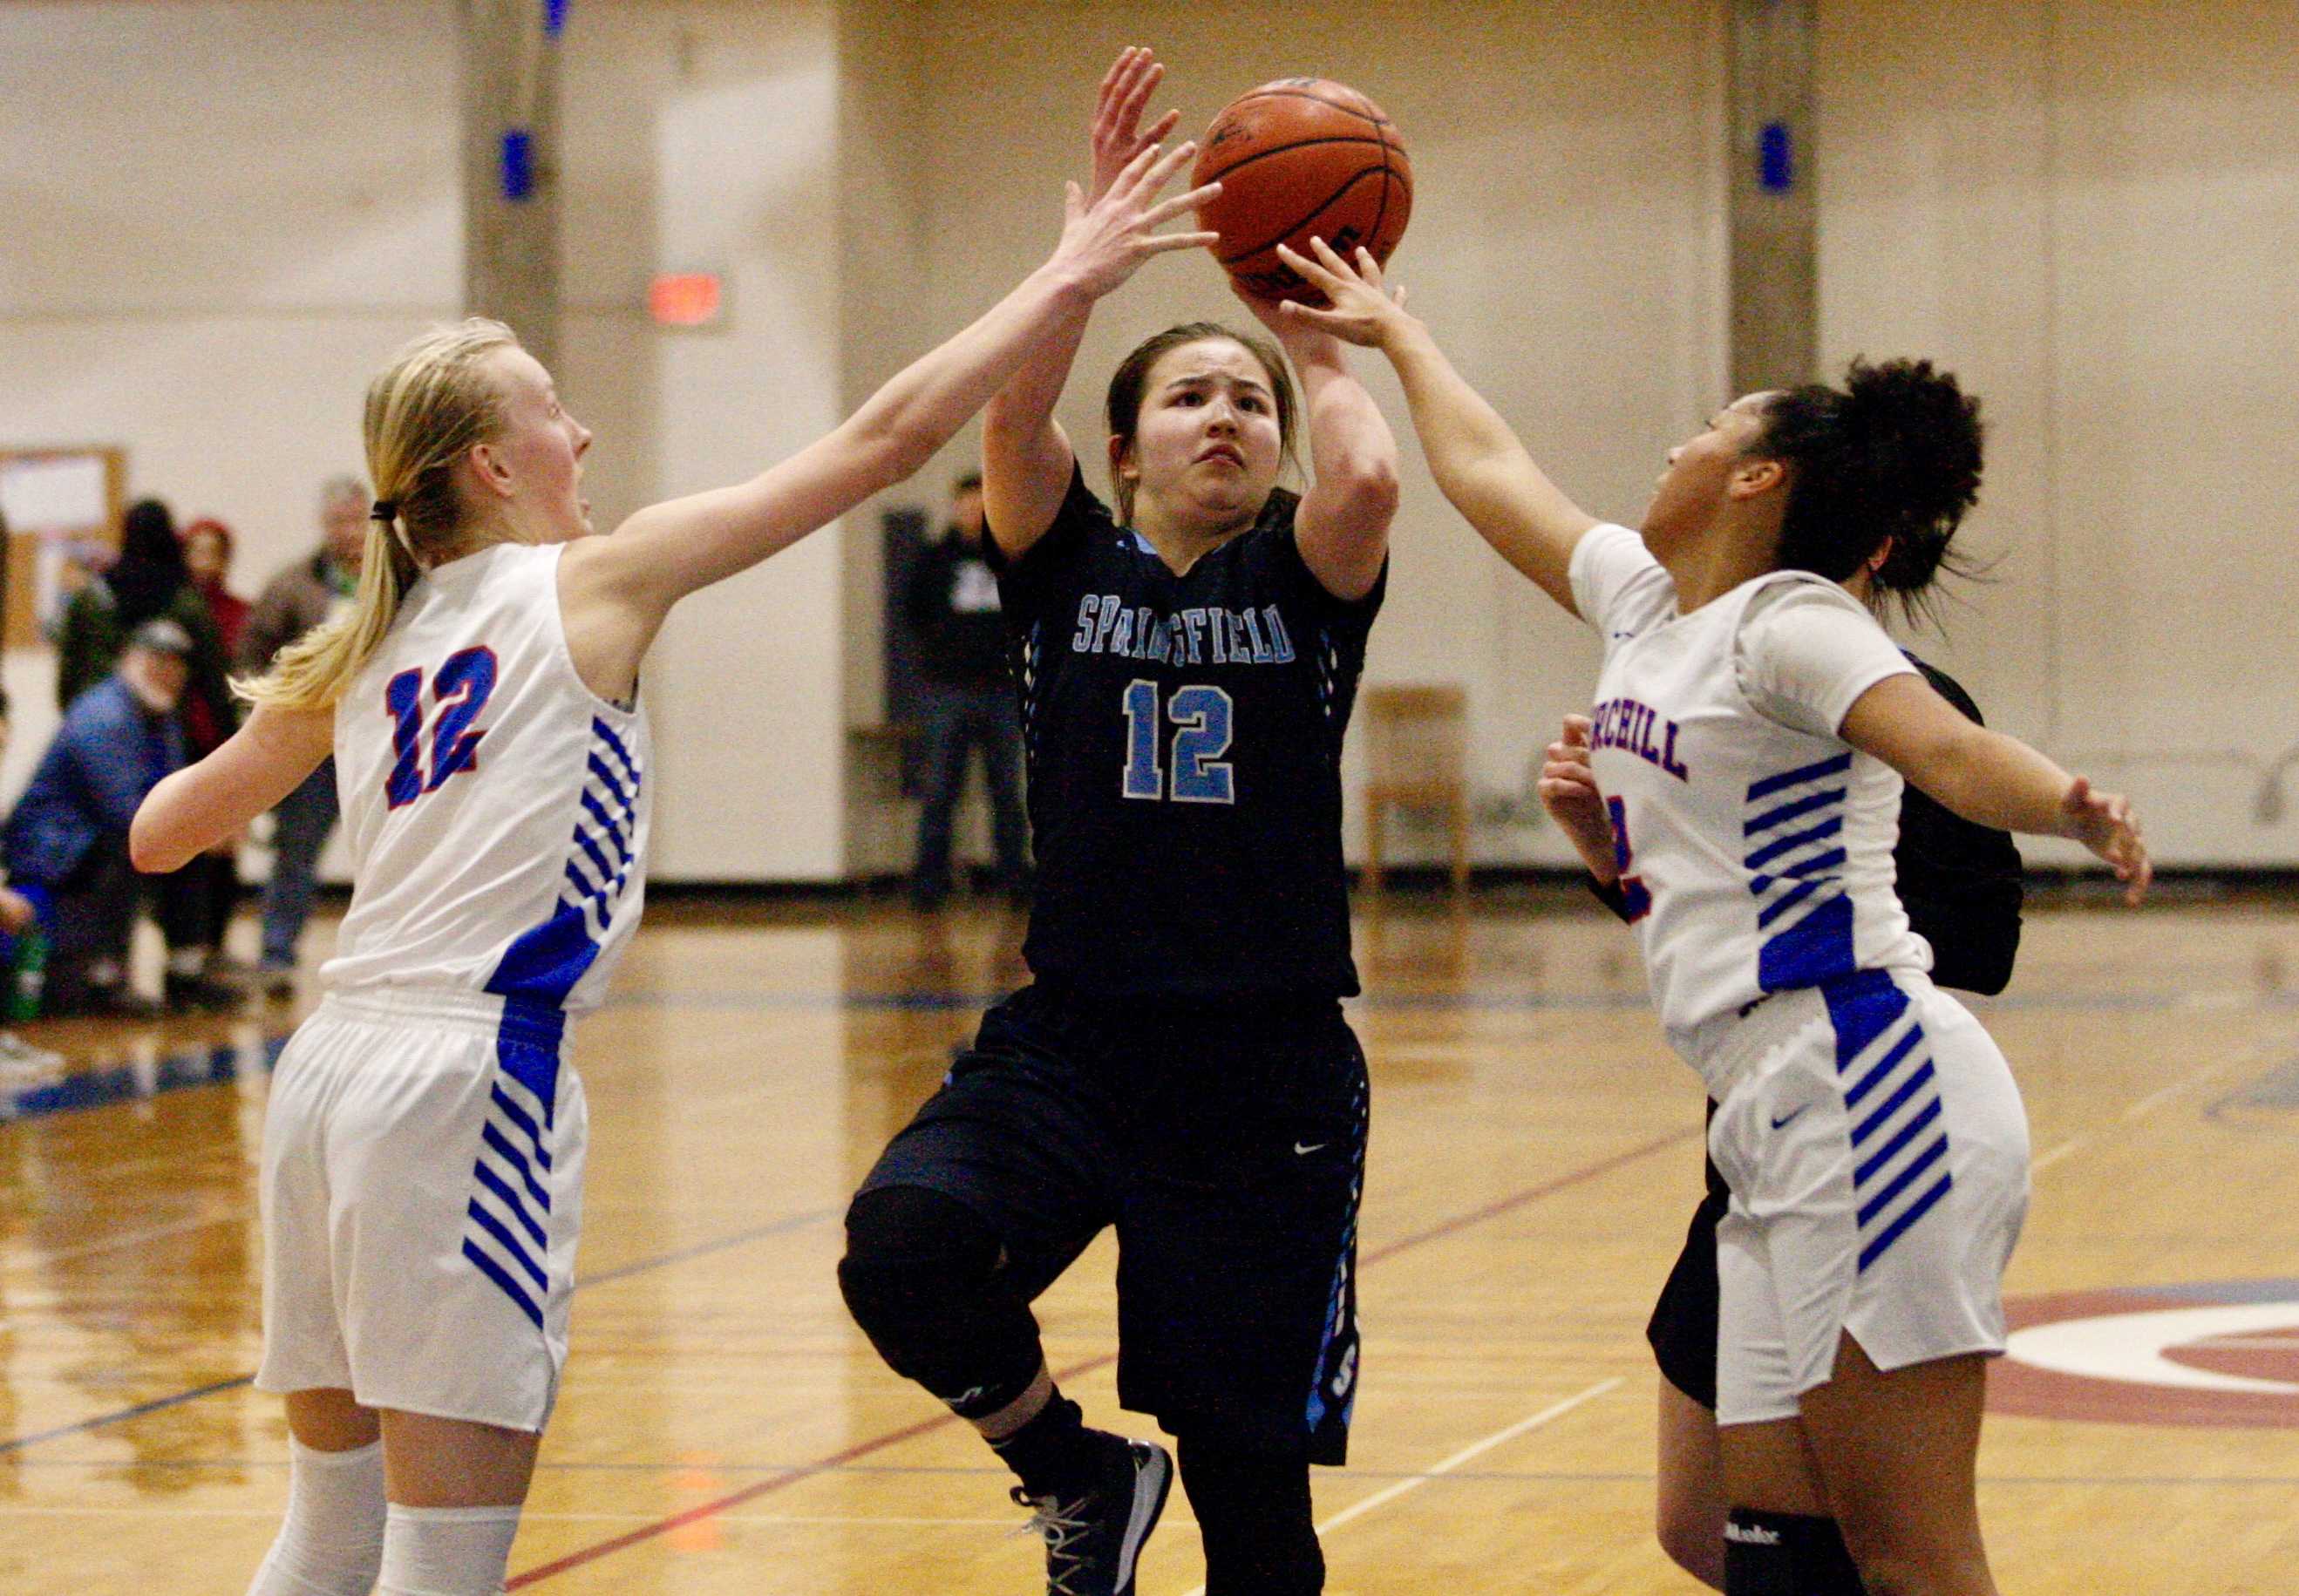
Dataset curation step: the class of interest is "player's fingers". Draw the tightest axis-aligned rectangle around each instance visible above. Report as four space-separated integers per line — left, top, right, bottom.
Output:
1095 48 1146 131
1139 139 1199 195
1307 234 1364 280
1355 246 1384 286
1143 184 1218 228
1273 241 1345 291
1108 137 1166 196
1063 179 1083 224
2062 774 2092 812
1392 283 1409 312
1096 45 1135 105
1561 712 1594 744
1140 107 1182 149
1275 299 1357 336
1142 228 1222 255
1118 61 1165 129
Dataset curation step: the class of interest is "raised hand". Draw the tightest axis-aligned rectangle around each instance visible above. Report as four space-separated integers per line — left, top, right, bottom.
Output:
1539 715 1618 883
2059 776 2152 905
1091 46 1183 202
1047 139 1221 302
1273 237 1415 350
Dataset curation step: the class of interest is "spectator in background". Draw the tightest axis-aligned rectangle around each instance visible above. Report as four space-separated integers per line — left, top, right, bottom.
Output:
905 471 1030 908
180 516 253 961
0 687 64 1072
56 499 235 723
53 499 242 1004
238 476 364 995
180 517 250 660
1 620 218 1015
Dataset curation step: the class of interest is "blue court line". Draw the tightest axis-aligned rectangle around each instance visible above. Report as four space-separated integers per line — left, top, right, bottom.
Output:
571 1205 840 1288
0 1205 843 1459
0 984 2251 1131
0 1375 257 1459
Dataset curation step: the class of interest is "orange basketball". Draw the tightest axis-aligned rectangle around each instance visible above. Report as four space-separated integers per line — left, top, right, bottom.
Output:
1193 78 1412 304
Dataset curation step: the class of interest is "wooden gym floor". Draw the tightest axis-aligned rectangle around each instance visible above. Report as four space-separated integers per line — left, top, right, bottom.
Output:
3 887 2296 1593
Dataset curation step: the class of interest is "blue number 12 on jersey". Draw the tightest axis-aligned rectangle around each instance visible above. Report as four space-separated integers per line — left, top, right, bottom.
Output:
384 646 499 808
1121 680 1235 804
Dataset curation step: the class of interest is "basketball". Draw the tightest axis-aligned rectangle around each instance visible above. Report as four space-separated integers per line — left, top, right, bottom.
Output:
1194 78 1413 304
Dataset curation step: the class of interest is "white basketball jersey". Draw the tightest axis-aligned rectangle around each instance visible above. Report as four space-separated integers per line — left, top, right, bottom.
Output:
1568 524 1931 1065
323 541 650 1015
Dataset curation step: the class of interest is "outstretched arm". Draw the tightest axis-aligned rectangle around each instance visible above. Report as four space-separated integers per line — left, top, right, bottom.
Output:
1840 672 2149 904
1276 239 1599 615
981 45 1187 558
559 140 1217 699
1235 290 1398 601
132 703 333 874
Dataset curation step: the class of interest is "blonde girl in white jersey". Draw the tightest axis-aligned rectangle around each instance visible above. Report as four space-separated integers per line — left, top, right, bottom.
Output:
130 145 1219 1596
1276 239 2147 1596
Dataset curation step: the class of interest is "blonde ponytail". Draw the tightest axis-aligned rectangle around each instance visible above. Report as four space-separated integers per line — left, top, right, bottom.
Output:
241 318 520 710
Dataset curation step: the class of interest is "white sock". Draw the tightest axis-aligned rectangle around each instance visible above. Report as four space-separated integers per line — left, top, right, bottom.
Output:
377 1503 524 1596
246 1438 386 1596
167 947 207 977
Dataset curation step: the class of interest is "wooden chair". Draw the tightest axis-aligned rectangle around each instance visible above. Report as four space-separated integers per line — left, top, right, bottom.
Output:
1362 683 1470 894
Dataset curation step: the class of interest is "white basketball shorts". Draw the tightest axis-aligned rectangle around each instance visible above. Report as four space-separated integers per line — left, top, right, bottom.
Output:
255 985 588 1432
1705 968 2030 1425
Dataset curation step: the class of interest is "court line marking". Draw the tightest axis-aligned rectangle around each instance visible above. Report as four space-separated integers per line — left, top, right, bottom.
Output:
9 1201 248 1267
1322 1377 1622 1534
1176 1379 1622 1596
2124 1056 2234 1121
504 1127 1698 1588
0 1208 843 1458
2031 1135 2089 1174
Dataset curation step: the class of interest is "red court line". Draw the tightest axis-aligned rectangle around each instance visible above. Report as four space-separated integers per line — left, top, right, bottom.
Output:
507 1123 1698 1587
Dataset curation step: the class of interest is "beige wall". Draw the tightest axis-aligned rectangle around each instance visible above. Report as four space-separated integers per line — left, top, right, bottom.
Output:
1819 0 2299 866
3 1 2294 874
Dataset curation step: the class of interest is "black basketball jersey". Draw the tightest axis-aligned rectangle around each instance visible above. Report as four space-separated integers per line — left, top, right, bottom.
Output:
989 467 1385 999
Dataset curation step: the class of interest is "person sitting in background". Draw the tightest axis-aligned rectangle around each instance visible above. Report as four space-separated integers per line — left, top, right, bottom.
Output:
238 477 364 996
2 619 221 1015
905 471 1030 908
0 688 65 1074
54 499 243 1004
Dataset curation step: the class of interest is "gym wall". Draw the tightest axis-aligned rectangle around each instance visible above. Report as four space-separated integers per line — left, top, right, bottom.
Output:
1 0 2291 877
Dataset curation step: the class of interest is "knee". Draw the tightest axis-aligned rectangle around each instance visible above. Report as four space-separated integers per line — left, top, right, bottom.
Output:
836 1186 1003 1337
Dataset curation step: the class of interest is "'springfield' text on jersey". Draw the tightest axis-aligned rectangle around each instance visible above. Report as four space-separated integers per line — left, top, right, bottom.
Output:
990 469 1384 1000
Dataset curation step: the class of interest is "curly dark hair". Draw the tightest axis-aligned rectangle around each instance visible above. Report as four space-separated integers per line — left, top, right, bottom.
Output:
1756 357 1985 625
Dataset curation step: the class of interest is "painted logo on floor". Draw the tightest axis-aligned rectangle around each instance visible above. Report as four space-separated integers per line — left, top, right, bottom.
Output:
1990 1280 2299 1427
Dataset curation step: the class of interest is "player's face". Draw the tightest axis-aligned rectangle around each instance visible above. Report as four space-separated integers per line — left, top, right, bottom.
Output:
1123 339 1284 526
1642 391 1775 555
484 347 594 540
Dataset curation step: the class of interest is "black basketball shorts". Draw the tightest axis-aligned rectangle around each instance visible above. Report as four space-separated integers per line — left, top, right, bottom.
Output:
1647 1147 1728 1413
857 982 1370 1464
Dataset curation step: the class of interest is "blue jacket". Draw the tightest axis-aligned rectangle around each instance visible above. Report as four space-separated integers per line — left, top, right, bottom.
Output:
3 676 185 887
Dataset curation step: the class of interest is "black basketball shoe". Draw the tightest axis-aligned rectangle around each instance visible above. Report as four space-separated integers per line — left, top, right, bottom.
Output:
1010 1431 1173 1596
